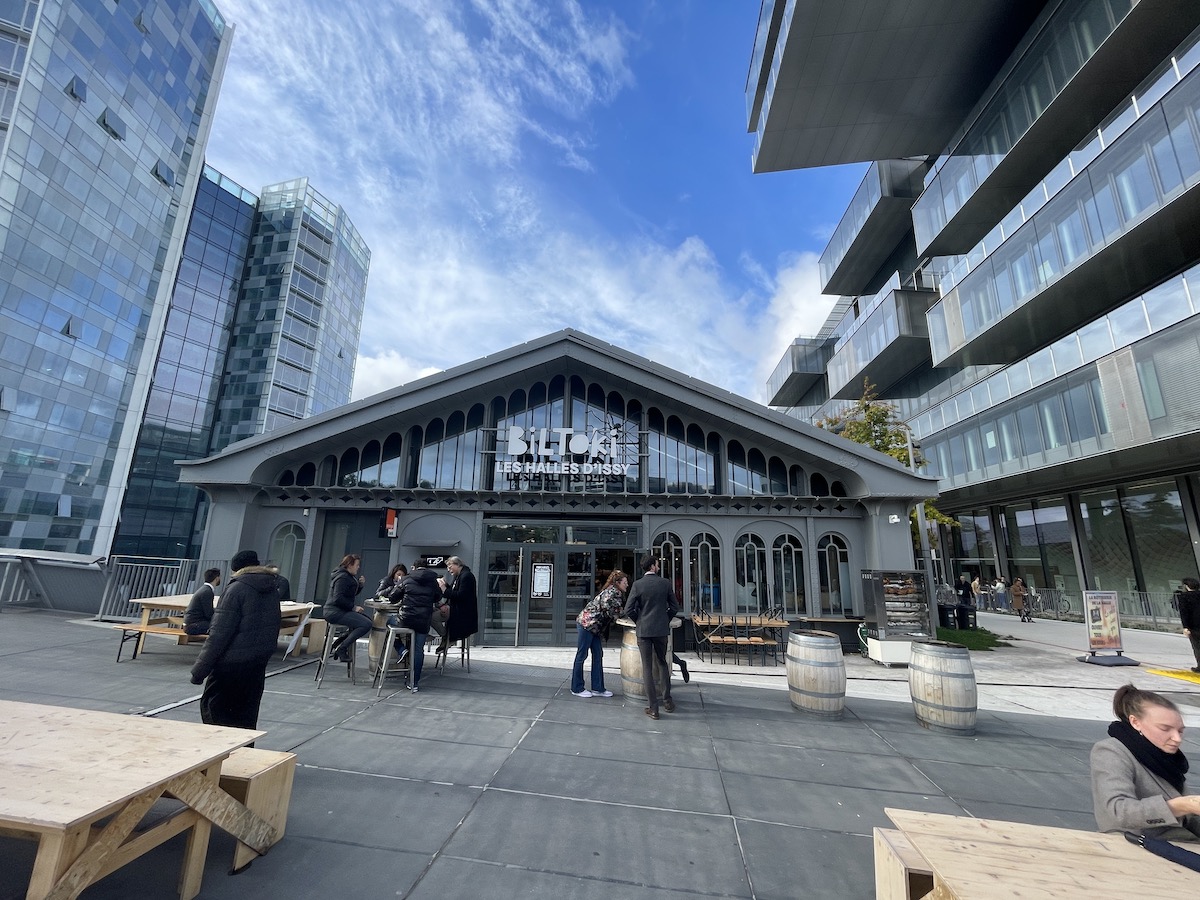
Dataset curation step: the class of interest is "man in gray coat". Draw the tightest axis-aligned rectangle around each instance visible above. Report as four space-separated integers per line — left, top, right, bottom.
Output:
624 554 679 720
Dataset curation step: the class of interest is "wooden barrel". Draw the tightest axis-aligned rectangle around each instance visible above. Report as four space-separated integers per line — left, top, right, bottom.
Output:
908 640 977 735
618 620 672 700
785 630 846 718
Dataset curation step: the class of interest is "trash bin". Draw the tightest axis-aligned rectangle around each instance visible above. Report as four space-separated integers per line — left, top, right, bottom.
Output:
937 604 957 629
955 604 976 630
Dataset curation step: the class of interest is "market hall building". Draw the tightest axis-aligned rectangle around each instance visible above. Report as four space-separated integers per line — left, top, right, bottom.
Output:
178 331 934 647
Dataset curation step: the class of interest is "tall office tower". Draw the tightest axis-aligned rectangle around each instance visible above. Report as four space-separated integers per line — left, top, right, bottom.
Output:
0 0 232 556
211 178 370 449
752 1 1200 604
112 170 371 558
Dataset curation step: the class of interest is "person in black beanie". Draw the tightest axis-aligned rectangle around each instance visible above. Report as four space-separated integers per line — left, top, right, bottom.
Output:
1091 683 1200 841
1177 576 1200 674
190 549 283 730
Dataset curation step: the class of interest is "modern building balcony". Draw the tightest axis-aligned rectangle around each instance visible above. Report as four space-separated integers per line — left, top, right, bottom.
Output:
819 159 927 296
747 0 1047 172
826 286 934 401
913 0 1200 258
767 337 832 407
927 64 1200 369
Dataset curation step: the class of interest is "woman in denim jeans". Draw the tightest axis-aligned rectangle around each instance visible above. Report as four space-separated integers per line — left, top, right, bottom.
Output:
571 570 628 698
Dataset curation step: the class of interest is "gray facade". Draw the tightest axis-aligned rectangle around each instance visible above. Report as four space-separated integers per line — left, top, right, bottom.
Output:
0 0 232 556
755 0 1200 616
179 331 935 647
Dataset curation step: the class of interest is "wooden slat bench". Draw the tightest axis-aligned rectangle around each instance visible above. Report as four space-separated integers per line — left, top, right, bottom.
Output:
874 827 934 900
218 748 297 872
114 623 206 662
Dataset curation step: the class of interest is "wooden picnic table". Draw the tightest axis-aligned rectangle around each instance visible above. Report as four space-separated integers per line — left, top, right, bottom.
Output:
0 700 279 900
881 807 1198 898
124 597 319 660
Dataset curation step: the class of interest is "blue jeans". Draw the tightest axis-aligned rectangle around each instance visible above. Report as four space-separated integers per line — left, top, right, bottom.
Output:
387 615 427 687
572 624 604 693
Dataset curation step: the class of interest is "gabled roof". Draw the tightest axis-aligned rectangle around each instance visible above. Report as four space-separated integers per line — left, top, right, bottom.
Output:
178 329 934 499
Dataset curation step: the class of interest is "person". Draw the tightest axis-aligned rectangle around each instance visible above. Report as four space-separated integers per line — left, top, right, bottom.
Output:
971 574 983 608
957 574 974 606
324 554 370 663
387 558 441 692
184 568 221 636
189 549 284 729
571 570 628 698
377 563 408 598
1011 577 1030 622
624 554 679 720
1178 577 1200 674
435 556 480 658
266 561 291 602
992 576 1008 611
1091 684 1200 842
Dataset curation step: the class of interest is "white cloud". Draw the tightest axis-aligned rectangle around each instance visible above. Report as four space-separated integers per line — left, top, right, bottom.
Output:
206 1 823 409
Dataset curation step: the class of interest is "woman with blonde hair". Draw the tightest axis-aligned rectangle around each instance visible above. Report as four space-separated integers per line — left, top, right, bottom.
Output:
571 569 628 698
1091 684 1200 841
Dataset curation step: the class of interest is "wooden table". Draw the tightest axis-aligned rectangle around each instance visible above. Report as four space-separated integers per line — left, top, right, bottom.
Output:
0 700 279 900
128 597 318 659
883 808 1199 898
692 614 787 664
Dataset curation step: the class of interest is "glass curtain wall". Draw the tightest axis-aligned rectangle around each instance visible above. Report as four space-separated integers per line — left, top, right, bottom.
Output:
1078 488 1135 591
1122 480 1192 592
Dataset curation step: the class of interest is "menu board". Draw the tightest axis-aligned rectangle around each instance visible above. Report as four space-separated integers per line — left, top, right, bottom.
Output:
1083 590 1122 652
861 569 930 640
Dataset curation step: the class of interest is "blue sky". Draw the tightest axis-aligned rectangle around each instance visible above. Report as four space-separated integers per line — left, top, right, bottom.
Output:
204 0 867 403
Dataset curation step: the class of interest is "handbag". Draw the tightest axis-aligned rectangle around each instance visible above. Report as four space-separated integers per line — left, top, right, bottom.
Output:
435 602 450 622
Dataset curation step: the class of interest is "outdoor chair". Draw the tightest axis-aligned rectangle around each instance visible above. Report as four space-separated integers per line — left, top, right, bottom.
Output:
315 622 357 688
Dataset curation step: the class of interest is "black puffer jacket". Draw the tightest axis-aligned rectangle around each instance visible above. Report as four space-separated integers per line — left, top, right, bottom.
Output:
325 567 363 618
190 567 283 680
388 567 440 635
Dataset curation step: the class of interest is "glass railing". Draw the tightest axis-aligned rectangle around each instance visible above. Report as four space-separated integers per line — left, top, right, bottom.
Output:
927 63 1200 365
767 338 830 401
826 288 932 398
819 164 884 287
914 261 1200 442
746 0 780 125
752 0 795 167
913 0 1137 254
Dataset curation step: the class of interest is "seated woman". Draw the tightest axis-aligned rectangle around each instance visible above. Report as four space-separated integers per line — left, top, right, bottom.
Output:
324 554 371 663
376 563 407 599
1091 683 1200 841
184 568 222 635
434 556 479 656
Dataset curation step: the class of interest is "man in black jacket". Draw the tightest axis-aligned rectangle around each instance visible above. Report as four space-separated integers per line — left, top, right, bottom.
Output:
388 559 441 693
1178 576 1200 673
190 549 283 729
624 554 679 720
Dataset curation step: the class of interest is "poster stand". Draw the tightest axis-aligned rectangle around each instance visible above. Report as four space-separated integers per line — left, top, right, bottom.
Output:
1076 590 1139 667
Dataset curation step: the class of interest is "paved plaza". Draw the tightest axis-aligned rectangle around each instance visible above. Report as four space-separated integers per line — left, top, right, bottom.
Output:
0 608 1197 899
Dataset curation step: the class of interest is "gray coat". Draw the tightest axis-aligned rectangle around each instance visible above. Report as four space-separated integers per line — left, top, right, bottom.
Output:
624 572 678 639
1090 737 1200 841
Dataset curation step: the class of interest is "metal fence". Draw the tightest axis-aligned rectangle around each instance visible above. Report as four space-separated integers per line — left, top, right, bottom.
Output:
0 558 40 606
95 556 226 621
985 588 1185 629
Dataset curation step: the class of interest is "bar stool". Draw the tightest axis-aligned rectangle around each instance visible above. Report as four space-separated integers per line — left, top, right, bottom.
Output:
374 624 414 696
434 635 471 673
315 623 357 689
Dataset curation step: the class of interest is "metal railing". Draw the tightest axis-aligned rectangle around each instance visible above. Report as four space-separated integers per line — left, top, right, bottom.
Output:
95 556 225 621
985 588 1186 630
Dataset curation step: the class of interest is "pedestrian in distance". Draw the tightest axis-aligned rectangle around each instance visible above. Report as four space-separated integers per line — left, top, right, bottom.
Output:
1011 577 1030 622
1177 577 1200 674
189 549 284 730
624 554 679 720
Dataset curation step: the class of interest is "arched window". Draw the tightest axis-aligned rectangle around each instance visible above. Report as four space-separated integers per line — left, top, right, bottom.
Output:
768 457 788 495
811 472 830 497
358 440 381 487
747 448 769 494
789 464 806 496
338 447 360 487
689 531 721 613
296 462 316 486
379 433 402 487
772 533 805 616
830 480 847 498
269 522 306 592
734 533 767 613
653 531 684 602
818 534 850 615
727 440 748 495
278 469 295 486
319 454 338 487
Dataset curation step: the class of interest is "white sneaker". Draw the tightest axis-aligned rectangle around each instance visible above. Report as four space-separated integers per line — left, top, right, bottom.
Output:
593 690 613 698
571 689 593 698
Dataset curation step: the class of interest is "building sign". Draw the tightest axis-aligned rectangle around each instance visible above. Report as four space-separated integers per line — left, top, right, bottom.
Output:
495 424 636 486
531 562 553 599
1083 590 1123 652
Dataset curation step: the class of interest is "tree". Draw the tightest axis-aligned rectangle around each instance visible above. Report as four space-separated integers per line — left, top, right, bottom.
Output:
815 379 956 540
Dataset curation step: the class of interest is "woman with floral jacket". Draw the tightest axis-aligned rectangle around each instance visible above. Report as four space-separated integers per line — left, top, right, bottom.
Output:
570 570 629 698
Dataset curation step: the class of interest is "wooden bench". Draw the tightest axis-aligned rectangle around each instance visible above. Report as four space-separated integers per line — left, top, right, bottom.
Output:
874 827 934 900
218 747 297 872
114 623 206 661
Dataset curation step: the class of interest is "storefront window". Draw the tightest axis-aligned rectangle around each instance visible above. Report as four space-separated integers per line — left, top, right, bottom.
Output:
689 531 721 613
1033 499 1076 594
654 531 684 602
1078 488 1134 592
734 533 767 613
1122 479 1191 593
1002 502 1042 587
772 533 805 616
268 522 305 590
817 534 850 614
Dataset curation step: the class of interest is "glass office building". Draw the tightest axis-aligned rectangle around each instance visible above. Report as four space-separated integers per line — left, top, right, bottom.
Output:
752 0 1200 615
112 169 371 559
0 0 232 556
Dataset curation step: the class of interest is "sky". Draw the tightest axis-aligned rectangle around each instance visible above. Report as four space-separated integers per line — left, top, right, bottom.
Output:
203 0 868 405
